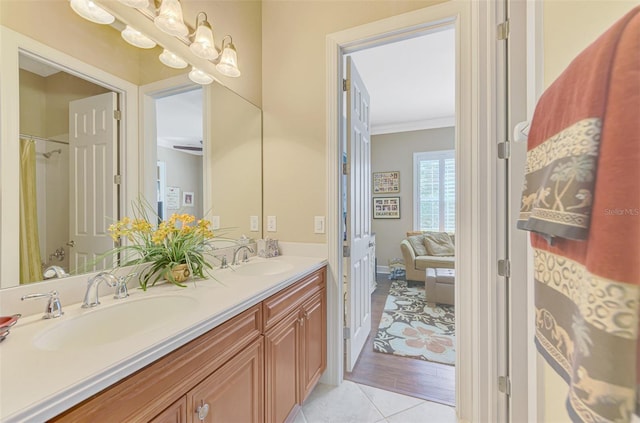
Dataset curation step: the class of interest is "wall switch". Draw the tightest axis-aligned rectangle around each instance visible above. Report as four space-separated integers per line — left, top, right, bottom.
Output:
211 216 221 230
267 216 277 232
314 216 325 234
250 216 259 232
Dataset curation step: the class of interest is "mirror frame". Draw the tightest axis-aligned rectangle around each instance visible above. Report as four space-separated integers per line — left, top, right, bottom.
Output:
0 26 139 288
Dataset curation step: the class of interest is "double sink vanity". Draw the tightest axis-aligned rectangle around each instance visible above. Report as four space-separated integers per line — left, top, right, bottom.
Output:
0 255 327 422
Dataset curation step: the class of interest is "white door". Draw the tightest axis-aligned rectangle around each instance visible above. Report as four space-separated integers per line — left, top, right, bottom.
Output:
344 57 373 372
68 92 118 273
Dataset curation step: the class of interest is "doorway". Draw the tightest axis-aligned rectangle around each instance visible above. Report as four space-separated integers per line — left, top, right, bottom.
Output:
341 26 457 406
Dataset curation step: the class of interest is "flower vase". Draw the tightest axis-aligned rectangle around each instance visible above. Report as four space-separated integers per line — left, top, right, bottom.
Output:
166 263 191 283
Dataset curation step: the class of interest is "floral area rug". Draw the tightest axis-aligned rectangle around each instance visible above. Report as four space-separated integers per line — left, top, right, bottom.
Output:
373 279 455 366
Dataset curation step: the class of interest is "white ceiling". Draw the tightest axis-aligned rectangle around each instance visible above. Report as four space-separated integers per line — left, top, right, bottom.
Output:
348 27 455 135
155 88 203 155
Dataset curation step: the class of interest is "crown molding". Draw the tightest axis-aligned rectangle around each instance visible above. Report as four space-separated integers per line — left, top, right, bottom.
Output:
371 115 455 135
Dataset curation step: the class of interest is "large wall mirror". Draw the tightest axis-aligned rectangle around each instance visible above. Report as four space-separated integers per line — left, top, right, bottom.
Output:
0 1 262 288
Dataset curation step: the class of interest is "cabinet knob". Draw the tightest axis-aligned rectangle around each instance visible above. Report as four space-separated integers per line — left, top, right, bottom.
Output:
196 401 210 421
299 317 304 326
303 311 309 320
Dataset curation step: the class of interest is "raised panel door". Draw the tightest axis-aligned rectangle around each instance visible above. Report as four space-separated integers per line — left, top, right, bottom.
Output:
150 397 187 423
300 290 327 402
265 311 301 423
186 338 264 423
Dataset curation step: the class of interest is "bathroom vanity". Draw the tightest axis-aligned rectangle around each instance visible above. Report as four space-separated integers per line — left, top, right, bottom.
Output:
0 256 327 423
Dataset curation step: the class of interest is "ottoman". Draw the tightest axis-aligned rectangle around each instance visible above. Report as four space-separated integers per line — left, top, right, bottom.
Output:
425 268 455 306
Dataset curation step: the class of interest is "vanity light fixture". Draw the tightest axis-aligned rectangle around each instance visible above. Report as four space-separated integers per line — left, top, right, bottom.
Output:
159 49 188 69
117 0 149 7
188 66 214 85
189 12 218 60
121 25 157 49
154 0 189 37
69 0 115 25
215 36 241 78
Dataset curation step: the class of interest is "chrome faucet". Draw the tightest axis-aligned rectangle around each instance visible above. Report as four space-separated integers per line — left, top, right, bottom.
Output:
82 272 119 308
42 265 69 279
232 245 254 265
21 290 64 319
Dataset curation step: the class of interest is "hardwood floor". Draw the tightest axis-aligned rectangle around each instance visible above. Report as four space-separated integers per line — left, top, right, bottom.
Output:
344 275 456 406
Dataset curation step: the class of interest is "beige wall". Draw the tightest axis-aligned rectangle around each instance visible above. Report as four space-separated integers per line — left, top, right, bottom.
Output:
261 0 447 243
539 1 639 421
371 127 455 269
19 70 47 138
543 0 640 88
158 147 204 219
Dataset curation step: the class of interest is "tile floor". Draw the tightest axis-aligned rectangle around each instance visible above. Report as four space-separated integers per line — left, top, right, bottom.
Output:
294 380 457 423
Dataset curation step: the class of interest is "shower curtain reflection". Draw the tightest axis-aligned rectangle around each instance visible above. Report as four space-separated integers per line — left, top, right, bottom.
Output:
19 138 43 283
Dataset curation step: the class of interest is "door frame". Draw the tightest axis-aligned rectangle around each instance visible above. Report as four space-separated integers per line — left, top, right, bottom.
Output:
325 2 503 421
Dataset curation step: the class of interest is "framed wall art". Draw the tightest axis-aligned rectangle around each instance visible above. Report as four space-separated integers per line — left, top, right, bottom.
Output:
373 171 400 194
373 196 400 219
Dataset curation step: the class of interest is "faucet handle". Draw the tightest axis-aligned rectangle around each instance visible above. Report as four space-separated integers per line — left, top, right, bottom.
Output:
21 290 63 319
217 255 229 269
114 273 135 299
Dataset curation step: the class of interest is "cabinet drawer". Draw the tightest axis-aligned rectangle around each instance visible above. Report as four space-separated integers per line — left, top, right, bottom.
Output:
51 304 262 423
262 267 326 332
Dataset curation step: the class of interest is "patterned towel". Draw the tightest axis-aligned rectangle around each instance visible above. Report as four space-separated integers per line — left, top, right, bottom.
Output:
518 7 640 423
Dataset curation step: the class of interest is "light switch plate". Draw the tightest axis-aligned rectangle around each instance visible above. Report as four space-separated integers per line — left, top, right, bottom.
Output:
211 216 221 230
314 216 325 234
250 216 259 232
267 216 277 232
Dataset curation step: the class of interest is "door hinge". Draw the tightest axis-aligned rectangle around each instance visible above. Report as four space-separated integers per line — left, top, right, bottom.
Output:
343 245 351 257
343 327 351 339
498 141 511 159
497 20 510 40
113 110 122 120
343 79 350 92
114 174 122 185
342 162 350 175
498 375 511 396
498 259 511 278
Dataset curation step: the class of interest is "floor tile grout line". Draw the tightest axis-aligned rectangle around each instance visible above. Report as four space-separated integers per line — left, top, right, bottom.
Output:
355 382 427 419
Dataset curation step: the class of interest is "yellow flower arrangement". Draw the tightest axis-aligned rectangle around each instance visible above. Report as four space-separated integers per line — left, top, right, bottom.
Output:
107 203 217 290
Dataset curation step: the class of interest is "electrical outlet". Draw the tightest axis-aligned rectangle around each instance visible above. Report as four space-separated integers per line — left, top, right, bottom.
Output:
314 216 325 234
211 216 221 230
250 216 259 232
267 216 277 232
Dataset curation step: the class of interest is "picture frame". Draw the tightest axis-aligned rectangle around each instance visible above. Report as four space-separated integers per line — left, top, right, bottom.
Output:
373 196 400 219
183 192 194 207
373 171 400 194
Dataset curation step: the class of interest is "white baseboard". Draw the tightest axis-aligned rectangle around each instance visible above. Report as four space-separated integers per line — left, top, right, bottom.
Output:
377 266 389 275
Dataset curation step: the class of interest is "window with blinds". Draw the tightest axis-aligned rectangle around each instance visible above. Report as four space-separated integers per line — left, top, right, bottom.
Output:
413 150 455 232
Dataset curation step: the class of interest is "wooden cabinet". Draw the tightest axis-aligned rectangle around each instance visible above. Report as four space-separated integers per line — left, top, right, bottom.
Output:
51 266 326 423
150 398 187 423
264 268 327 423
187 338 263 423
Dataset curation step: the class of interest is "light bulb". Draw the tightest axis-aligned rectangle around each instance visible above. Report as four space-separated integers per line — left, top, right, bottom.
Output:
190 20 218 60
154 0 188 37
121 26 156 49
69 0 115 25
159 49 188 69
117 0 149 7
216 42 241 78
188 67 214 85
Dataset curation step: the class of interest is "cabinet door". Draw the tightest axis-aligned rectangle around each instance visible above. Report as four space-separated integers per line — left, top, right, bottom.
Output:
300 290 327 402
187 338 264 423
264 311 301 423
151 397 187 423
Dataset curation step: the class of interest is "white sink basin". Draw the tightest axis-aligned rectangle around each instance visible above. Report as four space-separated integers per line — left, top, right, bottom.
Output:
33 295 197 351
233 260 294 277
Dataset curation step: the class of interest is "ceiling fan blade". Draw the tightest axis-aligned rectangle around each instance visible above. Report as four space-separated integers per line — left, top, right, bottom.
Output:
172 145 203 151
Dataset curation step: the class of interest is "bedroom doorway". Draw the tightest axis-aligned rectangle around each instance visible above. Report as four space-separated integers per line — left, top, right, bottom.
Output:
341 27 457 406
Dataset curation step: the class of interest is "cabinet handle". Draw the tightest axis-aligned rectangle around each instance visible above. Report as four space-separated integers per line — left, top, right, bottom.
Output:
196 400 210 421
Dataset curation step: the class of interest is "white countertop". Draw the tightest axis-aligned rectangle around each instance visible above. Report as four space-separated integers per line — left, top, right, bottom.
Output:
0 255 327 422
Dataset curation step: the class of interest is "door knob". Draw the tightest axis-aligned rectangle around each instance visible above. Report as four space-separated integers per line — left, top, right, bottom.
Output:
196 401 210 421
